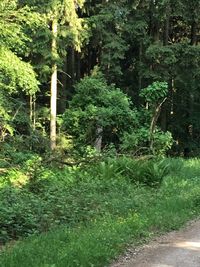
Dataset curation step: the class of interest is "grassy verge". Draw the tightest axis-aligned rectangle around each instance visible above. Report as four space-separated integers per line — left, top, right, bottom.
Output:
0 158 200 267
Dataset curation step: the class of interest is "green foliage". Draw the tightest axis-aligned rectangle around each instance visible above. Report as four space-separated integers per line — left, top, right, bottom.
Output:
0 187 42 243
0 0 30 51
140 81 168 104
97 157 171 187
120 128 173 156
0 95 32 142
0 160 137 243
0 0 199 157
119 81 172 156
0 93 14 141
120 127 150 155
144 45 177 80
0 156 177 243
153 129 173 155
2 156 199 246
88 1 129 81
0 47 39 94
0 0 40 94
49 0 87 50
1 2 200 265
0 0 40 145
62 71 138 150
1 158 200 267
62 76 172 156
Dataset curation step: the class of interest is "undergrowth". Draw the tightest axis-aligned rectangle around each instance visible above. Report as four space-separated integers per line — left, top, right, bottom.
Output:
0 157 200 267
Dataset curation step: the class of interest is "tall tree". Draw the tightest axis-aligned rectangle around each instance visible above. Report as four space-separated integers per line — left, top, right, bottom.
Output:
0 0 40 140
50 3 58 150
48 0 86 150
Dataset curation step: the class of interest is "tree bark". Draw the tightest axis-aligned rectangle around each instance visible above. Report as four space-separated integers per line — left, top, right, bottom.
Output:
50 17 58 150
161 7 170 131
150 97 167 153
149 0 160 42
58 55 68 114
76 52 81 81
30 95 33 126
94 126 103 153
30 94 36 130
188 21 197 139
66 47 75 100
163 10 170 46
190 21 197 45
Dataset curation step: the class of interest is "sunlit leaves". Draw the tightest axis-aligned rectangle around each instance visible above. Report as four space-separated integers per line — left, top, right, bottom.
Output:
140 81 168 103
0 47 39 94
62 72 137 148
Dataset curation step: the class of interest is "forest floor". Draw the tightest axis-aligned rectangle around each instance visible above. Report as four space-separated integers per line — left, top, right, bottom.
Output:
111 219 200 267
1 158 200 267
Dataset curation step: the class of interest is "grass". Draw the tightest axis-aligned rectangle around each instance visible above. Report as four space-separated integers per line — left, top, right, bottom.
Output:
0 158 200 267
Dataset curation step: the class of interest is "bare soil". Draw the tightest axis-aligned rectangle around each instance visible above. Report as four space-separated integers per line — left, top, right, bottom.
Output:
111 219 200 267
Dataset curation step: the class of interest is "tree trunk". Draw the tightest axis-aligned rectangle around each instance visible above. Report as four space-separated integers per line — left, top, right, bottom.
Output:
161 8 170 131
150 98 167 153
94 126 103 153
163 10 170 46
149 0 160 42
67 47 75 84
76 52 81 81
30 94 36 130
58 55 68 114
137 41 142 107
50 17 58 150
188 21 197 140
66 47 75 100
190 21 197 45
88 48 92 74
30 95 33 126
33 94 36 131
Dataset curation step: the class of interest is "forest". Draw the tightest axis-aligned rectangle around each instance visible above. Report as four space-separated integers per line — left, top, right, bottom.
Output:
0 1 200 266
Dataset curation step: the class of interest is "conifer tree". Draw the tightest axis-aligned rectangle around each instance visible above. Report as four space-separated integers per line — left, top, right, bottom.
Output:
48 0 86 150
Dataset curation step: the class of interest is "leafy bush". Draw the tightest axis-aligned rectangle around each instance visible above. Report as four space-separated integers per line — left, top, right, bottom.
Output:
140 81 168 104
1 156 192 245
0 156 172 244
97 157 170 186
0 187 41 244
120 128 150 155
61 71 138 151
120 128 173 156
61 77 173 156
1 159 200 267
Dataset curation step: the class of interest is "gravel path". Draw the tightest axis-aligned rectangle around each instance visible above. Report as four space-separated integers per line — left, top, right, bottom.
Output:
111 220 200 267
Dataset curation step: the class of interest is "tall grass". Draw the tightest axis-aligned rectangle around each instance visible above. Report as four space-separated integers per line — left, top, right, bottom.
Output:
0 158 200 267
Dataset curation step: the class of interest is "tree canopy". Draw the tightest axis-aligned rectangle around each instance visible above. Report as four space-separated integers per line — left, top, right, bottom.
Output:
0 0 200 156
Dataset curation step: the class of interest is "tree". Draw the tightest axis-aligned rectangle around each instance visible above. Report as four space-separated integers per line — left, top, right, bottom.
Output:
18 0 87 150
1 0 200 156
0 0 39 141
48 0 86 150
140 81 169 153
62 70 138 152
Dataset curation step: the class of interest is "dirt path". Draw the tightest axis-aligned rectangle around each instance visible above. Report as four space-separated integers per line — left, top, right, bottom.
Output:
111 220 200 267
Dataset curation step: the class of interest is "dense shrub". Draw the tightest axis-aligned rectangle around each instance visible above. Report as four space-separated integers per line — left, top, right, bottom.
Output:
61 71 138 151
1 157 197 245
0 187 41 244
1 158 200 267
0 157 173 244
92 157 170 186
